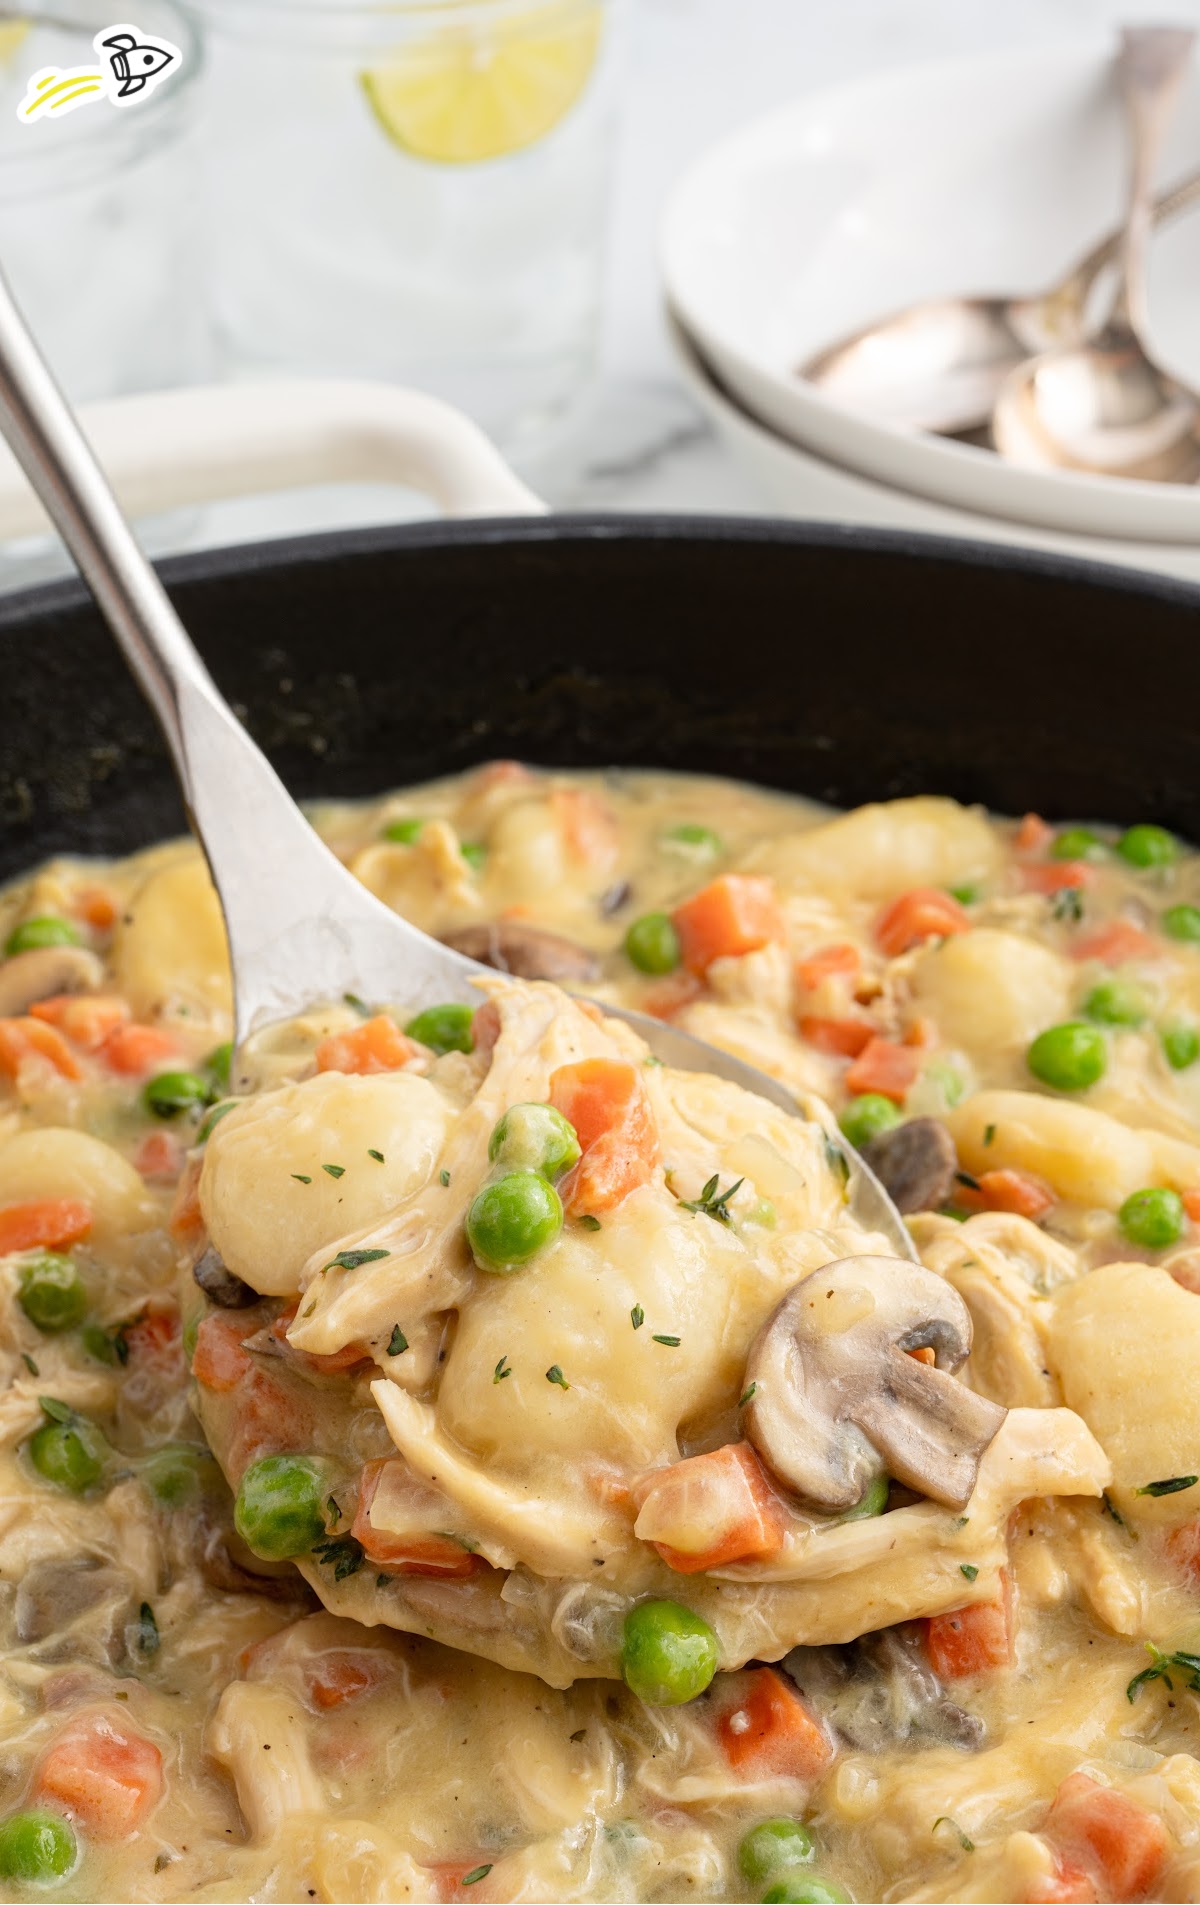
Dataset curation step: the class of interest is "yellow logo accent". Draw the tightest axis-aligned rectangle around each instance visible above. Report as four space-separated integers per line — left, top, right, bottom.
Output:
19 65 105 121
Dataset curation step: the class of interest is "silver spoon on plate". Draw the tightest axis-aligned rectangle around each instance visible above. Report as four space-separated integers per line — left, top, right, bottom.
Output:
993 26 1200 482
800 33 1200 446
0 268 915 1258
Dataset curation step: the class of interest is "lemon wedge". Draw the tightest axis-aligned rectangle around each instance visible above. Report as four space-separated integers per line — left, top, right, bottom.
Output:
362 1 602 165
0 18 30 65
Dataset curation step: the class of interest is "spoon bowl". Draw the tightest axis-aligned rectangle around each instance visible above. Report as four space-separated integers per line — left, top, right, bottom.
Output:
993 323 1200 482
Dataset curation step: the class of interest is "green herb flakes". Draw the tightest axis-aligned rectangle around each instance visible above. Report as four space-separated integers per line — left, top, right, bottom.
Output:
368 1148 385 1163
546 1364 569 1390
739 1382 758 1408
291 1174 312 1185
578 1214 602 1231
440 1169 451 1187
311 1534 365 1582
1136 1476 1198 1497
20 1353 37 1377
323 1247 390 1273
322 1164 346 1180
494 1356 511 1383
387 1326 408 1357
959 1563 979 1582
630 1305 644 1330
1127 1642 1200 1703
932 1818 974 1853
652 1334 681 1348
680 1173 744 1224
461 1867 492 1888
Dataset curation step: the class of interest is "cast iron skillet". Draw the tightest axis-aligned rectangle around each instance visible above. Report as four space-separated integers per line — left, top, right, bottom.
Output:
0 515 1197 879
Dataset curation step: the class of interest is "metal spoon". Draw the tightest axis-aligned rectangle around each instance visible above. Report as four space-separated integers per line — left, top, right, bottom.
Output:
801 117 1200 437
0 266 914 1258
992 27 1200 483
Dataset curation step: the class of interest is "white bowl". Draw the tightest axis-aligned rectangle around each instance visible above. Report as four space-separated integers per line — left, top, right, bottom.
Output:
662 41 1200 545
666 310 1200 587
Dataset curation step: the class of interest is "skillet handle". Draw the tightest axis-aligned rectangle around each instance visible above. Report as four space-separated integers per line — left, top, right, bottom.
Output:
0 378 545 540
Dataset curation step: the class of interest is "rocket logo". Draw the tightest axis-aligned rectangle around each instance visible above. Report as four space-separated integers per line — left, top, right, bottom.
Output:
17 21 181 124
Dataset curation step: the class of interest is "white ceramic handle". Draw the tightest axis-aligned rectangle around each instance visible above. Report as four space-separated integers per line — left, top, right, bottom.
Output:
0 378 545 540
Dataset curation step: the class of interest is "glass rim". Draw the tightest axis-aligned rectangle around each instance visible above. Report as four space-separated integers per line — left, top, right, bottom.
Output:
3 0 203 183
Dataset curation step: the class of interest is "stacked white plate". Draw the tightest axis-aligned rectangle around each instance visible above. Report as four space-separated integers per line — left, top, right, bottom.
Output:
661 40 1200 581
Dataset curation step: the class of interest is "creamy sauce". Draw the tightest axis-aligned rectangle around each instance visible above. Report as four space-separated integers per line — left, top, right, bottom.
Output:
0 768 1195 1903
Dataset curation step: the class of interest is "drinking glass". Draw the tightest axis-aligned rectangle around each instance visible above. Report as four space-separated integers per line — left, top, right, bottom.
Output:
196 0 625 456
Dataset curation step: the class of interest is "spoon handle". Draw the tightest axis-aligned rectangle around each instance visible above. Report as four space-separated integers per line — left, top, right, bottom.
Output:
1111 26 1195 335
0 266 475 1040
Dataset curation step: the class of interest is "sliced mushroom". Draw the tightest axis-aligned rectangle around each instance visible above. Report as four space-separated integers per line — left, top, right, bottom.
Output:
0 946 104 1017
785 1631 986 1753
861 1117 958 1215
441 922 600 983
193 1245 257 1309
744 1255 1007 1512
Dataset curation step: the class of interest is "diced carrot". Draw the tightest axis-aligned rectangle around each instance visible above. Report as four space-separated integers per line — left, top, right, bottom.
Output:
30 994 130 1052
671 875 785 976
1071 920 1156 965
471 1001 501 1058
640 971 703 1021
550 785 619 871
315 1013 418 1075
1042 1773 1169 1904
715 1668 833 1783
1164 1519 1200 1587
1016 813 1055 855
549 1057 660 1216
0 1197 92 1256
908 1345 937 1365
798 1014 873 1057
876 888 970 959
844 1037 920 1103
1181 1191 1200 1224
0 1017 82 1081
1023 862 1098 895
133 1129 183 1182
1027 1857 1099 1904
795 943 861 992
74 886 118 932
192 1312 257 1393
304 1650 394 1711
904 1014 938 1049
168 1155 204 1247
271 1305 371 1375
925 1584 1011 1679
34 1712 163 1838
223 1368 313 1483
633 1442 784 1574
427 1861 491 1903
102 1023 178 1076
352 1459 479 1578
124 1306 181 1361
958 1168 1055 1221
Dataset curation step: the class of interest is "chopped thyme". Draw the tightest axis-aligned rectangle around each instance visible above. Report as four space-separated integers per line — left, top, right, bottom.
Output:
387 1326 408 1357
20 1353 37 1377
323 1248 390 1272
983 1123 996 1147
1127 1641 1200 1703
326 1495 341 1525
1136 1475 1198 1496
959 1563 979 1581
440 1169 451 1187
1102 1491 1136 1536
368 1148 385 1163
343 993 370 1017
311 1533 364 1581
322 1163 346 1179
569 1728 587 1743
630 1305 644 1330
652 1334 681 1347
1052 886 1084 923
955 1170 981 1191
739 1382 758 1408
932 1818 974 1853
578 1214 602 1231
38 1397 72 1423
291 1174 312 1184
644 1055 663 1068
302 1301 316 1319
461 1868 492 1888
546 1364 570 1390
132 1602 159 1657
494 1355 511 1383
824 1138 850 1186
680 1173 744 1224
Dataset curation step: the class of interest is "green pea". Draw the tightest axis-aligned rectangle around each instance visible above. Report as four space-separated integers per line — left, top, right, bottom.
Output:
1117 824 1178 869
737 1820 816 1885
1163 1024 1200 1071
839 1094 901 1150
625 912 681 975
3 916 82 957
488 1103 580 1180
620 1599 718 1705
28 1410 108 1494
841 1471 889 1521
142 1070 213 1120
947 883 979 905
404 1003 475 1055
1118 1187 1186 1250
205 1042 233 1089
662 823 723 860
234 1454 328 1560
1083 979 1146 1027
1027 1023 1107 1092
466 1170 563 1273
460 842 487 874
1163 904 1200 942
17 1254 86 1334
761 1881 850 1905
141 1442 217 1507
0 1810 77 1883
1052 827 1106 862
383 817 424 845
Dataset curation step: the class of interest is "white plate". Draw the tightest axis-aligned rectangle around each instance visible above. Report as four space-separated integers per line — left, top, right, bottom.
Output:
666 310 1200 586
662 42 1200 545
